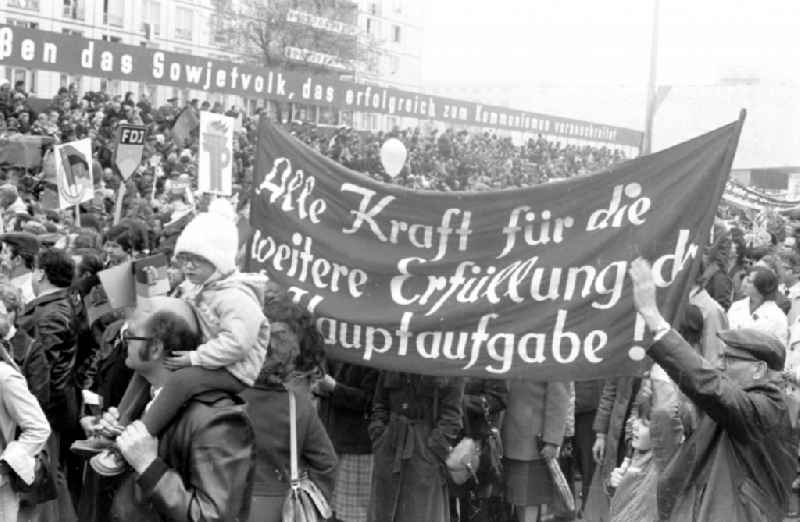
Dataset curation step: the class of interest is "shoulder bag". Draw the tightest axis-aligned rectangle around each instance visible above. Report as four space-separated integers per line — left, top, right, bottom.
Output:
282 391 332 522
433 387 481 485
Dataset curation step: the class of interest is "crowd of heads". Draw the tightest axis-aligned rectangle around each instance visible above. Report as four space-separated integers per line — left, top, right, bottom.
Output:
0 82 629 215
292 123 627 191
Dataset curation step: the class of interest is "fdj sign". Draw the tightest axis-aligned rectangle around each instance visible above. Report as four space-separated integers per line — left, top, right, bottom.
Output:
120 126 146 145
116 124 146 180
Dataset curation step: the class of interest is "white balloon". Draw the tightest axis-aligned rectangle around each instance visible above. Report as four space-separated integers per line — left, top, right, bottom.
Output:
380 138 407 178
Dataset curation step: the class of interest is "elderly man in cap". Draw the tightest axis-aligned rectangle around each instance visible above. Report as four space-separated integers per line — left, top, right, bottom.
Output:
0 232 39 305
629 257 798 522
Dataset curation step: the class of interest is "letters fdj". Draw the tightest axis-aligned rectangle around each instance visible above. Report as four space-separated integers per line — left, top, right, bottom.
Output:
120 127 145 145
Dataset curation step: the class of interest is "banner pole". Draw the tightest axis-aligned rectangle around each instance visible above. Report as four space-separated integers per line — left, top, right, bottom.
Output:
150 173 157 205
113 183 127 225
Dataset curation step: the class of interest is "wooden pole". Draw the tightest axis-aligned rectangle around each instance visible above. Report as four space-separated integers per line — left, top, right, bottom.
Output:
113 183 127 225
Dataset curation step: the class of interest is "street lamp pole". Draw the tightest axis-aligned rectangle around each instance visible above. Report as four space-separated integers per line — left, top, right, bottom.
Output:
642 0 661 155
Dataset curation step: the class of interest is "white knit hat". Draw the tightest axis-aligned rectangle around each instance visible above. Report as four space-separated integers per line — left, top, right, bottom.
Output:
174 198 238 273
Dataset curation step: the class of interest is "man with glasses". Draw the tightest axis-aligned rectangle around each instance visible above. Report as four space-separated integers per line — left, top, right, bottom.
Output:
94 299 255 521
629 257 798 521
87 200 269 477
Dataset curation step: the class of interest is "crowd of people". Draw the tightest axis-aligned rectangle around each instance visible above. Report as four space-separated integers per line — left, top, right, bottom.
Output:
0 80 797 522
0 79 626 199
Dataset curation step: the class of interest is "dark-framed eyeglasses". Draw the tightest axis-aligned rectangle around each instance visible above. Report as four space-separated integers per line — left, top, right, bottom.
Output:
119 324 152 344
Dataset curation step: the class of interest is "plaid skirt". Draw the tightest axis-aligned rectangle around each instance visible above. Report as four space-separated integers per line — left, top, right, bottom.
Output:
503 458 554 507
332 453 373 522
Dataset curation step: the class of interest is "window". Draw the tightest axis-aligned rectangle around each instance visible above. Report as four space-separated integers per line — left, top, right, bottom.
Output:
367 56 379 74
7 0 39 11
6 18 38 28
10 68 35 94
103 0 124 27
142 0 161 37
292 104 317 124
392 25 401 43
62 0 84 20
59 73 81 89
367 113 378 131
102 34 122 43
62 28 83 37
369 2 380 16
100 78 121 95
366 17 380 37
318 107 339 126
175 7 193 41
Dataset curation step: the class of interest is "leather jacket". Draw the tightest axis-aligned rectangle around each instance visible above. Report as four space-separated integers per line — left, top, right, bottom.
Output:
111 390 256 522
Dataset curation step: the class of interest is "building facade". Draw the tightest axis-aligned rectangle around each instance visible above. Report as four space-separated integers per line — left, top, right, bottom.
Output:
0 0 243 105
353 0 423 130
0 0 423 131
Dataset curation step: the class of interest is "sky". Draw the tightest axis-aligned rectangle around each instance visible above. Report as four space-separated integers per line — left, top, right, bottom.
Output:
419 0 800 165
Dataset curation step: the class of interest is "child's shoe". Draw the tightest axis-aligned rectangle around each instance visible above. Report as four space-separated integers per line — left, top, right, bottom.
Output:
90 448 129 477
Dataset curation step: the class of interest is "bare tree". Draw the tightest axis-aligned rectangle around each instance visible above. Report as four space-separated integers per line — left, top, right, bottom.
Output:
213 0 380 74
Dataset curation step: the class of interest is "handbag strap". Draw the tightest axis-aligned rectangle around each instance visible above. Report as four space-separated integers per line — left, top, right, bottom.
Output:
289 390 299 482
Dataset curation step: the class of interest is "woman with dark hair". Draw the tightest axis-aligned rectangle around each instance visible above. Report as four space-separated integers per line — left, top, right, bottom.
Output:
263 293 326 392
242 319 338 522
727 267 788 346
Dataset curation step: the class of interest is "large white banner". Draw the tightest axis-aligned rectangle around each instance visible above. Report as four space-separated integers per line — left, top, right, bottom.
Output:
55 138 93 209
198 112 233 195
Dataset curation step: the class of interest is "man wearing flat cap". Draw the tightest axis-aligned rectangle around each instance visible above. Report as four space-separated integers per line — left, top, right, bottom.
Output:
629 258 798 522
0 232 39 305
